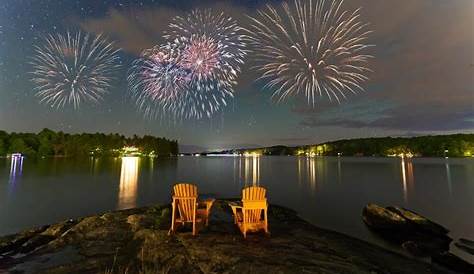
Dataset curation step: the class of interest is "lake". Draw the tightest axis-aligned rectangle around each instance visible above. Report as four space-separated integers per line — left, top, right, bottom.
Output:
1 155 473 262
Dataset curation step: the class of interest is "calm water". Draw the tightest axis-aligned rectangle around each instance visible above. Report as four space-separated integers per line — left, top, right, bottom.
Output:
1 156 473 261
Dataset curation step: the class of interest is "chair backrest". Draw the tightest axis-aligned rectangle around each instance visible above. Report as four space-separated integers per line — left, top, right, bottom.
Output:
242 186 266 201
173 183 198 222
242 186 267 224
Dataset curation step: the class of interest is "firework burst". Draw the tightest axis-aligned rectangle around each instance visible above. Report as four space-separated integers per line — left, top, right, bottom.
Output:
180 35 220 82
128 40 234 120
129 9 246 120
31 31 120 109
166 9 247 78
128 42 188 118
246 0 374 105
165 9 246 117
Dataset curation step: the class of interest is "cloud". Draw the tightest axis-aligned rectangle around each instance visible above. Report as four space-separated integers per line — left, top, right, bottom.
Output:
77 1 253 55
299 98 474 131
79 8 178 55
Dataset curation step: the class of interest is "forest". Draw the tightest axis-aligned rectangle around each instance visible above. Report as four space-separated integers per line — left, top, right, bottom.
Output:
0 128 178 157
230 134 474 157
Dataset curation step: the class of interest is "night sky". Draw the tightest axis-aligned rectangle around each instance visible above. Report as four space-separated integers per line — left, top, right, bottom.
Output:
0 0 472 152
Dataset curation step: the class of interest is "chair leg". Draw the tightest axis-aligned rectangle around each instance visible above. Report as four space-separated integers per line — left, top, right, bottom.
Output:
192 203 196 236
169 201 176 236
264 208 269 234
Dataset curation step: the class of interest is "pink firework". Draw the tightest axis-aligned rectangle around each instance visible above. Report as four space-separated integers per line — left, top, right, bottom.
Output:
180 35 220 82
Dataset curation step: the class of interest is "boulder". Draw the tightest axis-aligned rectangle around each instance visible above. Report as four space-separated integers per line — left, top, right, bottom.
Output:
459 238 474 247
402 241 424 257
362 204 408 231
0 225 49 255
386 207 449 236
432 251 474 273
455 238 474 255
362 204 452 256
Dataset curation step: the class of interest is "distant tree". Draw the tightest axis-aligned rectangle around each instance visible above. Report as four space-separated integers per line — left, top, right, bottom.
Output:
8 137 34 155
0 138 5 156
38 128 55 156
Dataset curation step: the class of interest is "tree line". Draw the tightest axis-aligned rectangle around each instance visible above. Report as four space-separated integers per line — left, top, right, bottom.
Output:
0 128 178 157
313 134 474 157
230 134 474 157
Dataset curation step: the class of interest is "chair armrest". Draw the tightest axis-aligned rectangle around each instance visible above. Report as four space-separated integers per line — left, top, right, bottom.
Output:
198 198 215 211
228 201 242 208
228 202 243 214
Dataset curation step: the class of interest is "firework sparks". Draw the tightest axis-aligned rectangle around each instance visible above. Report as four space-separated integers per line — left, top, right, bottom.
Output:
128 40 234 120
129 9 246 120
246 0 374 105
164 9 246 118
30 31 121 109
180 35 220 82
128 42 190 119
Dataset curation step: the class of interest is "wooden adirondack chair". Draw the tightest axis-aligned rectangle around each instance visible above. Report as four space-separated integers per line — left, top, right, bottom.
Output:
229 186 269 238
169 183 215 236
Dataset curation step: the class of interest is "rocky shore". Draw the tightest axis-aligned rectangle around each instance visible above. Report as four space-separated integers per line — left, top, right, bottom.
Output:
0 201 465 274
363 203 474 273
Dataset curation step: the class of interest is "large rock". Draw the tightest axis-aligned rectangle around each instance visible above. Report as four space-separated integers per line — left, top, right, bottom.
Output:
387 206 449 236
455 238 474 255
362 203 452 256
432 251 474 273
362 203 408 231
0 225 49 255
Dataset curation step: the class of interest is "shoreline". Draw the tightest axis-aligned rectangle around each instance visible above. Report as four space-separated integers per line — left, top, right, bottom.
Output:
0 200 462 274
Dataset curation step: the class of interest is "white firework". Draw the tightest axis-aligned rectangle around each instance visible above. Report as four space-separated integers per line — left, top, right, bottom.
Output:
246 0 374 105
31 31 121 109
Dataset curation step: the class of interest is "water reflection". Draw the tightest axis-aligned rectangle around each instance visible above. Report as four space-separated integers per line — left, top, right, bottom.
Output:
8 156 24 194
297 157 324 193
445 161 452 196
118 157 139 209
9 156 23 180
90 157 100 174
237 155 260 186
337 158 342 184
400 157 414 203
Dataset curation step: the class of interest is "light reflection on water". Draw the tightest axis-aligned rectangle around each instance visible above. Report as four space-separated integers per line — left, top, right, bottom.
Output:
9 156 23 180
118 157 139 209
8 156 24 195
400 157 414 204
236 155 260 186
296 157 328 194
446 161 452 196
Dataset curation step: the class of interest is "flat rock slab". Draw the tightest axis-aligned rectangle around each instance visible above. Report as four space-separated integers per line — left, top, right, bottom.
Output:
0 201 460 274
